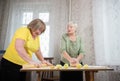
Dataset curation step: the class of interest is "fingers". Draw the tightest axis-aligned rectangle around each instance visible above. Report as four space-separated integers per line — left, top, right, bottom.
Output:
41 60 53 66
46 62 53 66
41 60 47 64
29 61 42 68
29 60 53 68
69 58 77 63
69 58 80 67
34 63 41 68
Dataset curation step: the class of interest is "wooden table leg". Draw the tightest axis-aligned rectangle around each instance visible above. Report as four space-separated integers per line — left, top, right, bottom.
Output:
37 72 41 81
85 71 94 81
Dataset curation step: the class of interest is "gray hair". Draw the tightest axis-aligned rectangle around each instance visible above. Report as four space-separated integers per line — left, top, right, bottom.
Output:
67 21 78 28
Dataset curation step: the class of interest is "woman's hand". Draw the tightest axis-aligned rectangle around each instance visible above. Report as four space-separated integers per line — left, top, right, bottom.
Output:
69 58 78 63
69 58 79 67
41 60 53 66
29 61 42 68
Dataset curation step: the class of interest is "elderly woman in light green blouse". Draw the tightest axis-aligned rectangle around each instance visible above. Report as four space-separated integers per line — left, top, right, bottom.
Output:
60 22 85 81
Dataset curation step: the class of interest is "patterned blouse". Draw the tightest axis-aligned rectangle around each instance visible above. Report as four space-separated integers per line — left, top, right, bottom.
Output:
60 33 85 64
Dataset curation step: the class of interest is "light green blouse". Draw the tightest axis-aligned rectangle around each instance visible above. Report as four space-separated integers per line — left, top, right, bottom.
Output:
60 33 85 64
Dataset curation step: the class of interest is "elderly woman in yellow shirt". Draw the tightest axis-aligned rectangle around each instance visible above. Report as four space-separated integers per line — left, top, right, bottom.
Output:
0 19 52 81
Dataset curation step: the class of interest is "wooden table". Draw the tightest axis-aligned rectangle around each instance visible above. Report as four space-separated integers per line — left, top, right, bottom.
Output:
20 65 113 81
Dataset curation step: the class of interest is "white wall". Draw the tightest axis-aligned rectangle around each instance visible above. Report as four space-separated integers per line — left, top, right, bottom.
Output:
93 0 106 65
93 0 120 65
104 0 120 65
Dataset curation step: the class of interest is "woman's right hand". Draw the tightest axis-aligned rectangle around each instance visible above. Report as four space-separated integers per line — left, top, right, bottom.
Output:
41 60 53 66
29 61 42 68
69 58 76 63
69 58 79 67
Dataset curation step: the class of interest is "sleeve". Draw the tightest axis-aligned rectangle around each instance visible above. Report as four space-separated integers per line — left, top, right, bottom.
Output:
14 27 28 41
38 37 40 47
79 38 85 54
60 34 66 53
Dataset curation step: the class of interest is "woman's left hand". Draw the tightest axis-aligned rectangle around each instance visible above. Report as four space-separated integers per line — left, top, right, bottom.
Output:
72 58 79 63
41 60 53 66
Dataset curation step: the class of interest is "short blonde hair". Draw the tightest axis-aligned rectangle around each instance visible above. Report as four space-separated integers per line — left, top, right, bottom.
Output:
27 19 46 33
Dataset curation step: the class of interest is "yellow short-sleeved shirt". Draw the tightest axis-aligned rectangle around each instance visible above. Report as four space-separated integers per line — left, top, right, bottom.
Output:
3 27 40 65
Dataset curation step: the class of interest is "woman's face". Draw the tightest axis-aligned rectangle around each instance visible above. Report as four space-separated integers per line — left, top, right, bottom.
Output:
32 27 44 37
67 24 76 34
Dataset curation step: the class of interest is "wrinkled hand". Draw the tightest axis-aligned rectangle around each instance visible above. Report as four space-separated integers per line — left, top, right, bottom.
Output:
69 58 79 67
69 58 76 63
69 58 79 63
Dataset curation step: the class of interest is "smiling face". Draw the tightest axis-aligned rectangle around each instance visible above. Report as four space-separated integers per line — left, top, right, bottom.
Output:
67 23 76 34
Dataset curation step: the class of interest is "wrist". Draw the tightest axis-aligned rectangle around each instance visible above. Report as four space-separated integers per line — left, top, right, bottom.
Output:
41 60 47 63
41 58 45 62
77 57 81 61
68 58 72 63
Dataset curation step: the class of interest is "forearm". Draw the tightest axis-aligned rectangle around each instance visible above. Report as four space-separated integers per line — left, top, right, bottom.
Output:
35 50 44 61
35 50 53 65
77 54 84 61
15 39 35 64
62 51 72 62
16 46 35 64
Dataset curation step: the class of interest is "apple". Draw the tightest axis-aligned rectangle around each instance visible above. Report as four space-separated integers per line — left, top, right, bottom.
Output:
63 63 69 69
76 63 82 69
83 64 88 68
55 64 62 69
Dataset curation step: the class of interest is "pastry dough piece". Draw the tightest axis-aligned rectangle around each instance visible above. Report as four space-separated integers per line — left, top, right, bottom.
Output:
41 63 47 67
23 64 37 68
70 63 76 67
49 65 55 69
